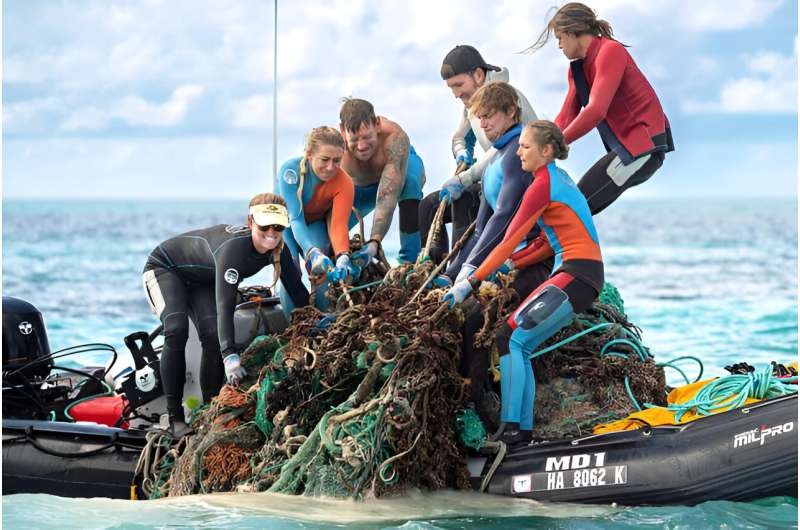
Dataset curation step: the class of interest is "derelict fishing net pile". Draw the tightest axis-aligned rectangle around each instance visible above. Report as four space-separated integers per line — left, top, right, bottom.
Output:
156 258 473 499
144 257 663 499
474 274 666 440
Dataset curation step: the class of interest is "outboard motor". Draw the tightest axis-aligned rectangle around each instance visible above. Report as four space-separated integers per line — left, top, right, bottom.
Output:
2 296 52 381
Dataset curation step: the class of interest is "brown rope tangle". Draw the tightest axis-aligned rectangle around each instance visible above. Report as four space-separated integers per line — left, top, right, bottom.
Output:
138 234 664 499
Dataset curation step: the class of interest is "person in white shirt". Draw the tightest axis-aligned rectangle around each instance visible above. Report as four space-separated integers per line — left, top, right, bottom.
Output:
419 45 537 263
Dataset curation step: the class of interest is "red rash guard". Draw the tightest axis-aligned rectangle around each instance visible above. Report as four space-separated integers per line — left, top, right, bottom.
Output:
555 37 673 162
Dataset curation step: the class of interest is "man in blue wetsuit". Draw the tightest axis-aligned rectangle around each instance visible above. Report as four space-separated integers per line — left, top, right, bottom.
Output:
419 45 538 263
433 81 552 411
142 194 308 436
338 98 426 265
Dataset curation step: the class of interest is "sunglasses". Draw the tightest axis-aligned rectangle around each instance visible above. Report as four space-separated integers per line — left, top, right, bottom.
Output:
257 224 285 233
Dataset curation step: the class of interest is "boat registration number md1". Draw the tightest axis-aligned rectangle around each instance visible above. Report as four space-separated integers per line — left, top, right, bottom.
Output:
511 452 627 493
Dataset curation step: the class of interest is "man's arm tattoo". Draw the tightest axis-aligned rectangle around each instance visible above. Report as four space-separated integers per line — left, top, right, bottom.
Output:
370 132 410 241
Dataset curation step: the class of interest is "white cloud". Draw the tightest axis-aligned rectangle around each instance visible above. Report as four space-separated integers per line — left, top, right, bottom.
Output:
60 84 205 130
3 0 796 198
682 51 796 114
4 136 273 198
230 94 272 128
681 0 784 31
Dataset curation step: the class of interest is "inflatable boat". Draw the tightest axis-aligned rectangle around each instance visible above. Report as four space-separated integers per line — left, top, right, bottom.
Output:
3 296 797 504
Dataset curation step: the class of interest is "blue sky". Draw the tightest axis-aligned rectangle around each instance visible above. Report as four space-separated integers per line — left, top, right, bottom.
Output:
3 0 798 199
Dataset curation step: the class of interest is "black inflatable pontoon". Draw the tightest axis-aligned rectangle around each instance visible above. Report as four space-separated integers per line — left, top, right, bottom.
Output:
4 392 796 503
471 393 798 504
2 419 147 499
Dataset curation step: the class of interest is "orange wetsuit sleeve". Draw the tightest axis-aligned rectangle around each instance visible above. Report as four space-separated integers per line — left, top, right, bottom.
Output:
328 169 355 256
511 234 554 268
561 43 627 145
473 170 551 281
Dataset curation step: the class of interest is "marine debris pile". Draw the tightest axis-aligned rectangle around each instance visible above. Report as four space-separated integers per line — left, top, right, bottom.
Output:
139 261 665 499
473 273 666 440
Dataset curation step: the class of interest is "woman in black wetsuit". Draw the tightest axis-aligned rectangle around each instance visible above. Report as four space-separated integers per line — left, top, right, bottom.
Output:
142 193 308 435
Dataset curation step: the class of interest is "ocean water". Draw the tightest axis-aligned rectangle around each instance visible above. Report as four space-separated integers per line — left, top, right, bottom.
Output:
2 197 798 528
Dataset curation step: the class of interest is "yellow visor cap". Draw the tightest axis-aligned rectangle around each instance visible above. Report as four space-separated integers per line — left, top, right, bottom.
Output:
249 203 289 227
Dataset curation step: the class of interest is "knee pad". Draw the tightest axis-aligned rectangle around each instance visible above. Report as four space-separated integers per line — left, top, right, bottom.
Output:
512 285 573 330
509 285 575 355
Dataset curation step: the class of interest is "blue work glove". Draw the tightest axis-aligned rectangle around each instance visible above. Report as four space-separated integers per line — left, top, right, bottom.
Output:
455 263 476 284
312 314 337 333
487 259 515 283
442 278 474 308
427 274 453 289
439 175 465 204
352 240 379 268
328 253 357 283
305 247 334 276
223 353 247 386
455 150 475 168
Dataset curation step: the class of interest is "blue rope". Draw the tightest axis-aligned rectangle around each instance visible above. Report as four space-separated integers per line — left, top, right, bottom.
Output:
657 355 704 384
652 365 797 422
624 376 642 411
529 322 616 360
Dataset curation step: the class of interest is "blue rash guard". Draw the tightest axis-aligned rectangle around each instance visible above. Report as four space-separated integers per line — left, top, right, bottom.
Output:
445 124 538 279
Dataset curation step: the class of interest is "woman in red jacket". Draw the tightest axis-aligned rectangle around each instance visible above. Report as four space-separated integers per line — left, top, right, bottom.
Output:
526 2 674 214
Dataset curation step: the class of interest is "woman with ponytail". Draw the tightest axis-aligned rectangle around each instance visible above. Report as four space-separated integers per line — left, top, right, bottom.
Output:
142 193 308 436
526 2 674 214
277 126 358 311
444 121 603 446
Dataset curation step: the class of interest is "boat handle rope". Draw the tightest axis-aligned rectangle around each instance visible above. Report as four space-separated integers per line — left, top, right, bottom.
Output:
478 440 507 493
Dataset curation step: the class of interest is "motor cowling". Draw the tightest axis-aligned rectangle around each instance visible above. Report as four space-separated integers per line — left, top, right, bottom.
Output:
2 296 52 381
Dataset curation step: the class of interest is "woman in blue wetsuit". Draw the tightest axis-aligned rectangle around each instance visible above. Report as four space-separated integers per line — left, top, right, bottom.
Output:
445 121 603 446
142 194 308 436
434 81 553 409
277 126 359 311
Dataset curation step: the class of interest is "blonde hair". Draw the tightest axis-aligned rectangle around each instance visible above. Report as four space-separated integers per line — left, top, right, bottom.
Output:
298 126 345 205
248 192 287 289
525 120 569 160
468 81 521 123
523 2 622 54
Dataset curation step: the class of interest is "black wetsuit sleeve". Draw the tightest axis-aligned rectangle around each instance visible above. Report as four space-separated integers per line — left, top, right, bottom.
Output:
464 151 531 269
215 243 244 358
279 245 310 309
445 197 491 279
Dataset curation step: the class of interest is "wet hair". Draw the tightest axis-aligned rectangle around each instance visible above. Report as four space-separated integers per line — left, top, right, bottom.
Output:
339 97 378 134
248 192 286 289
523 2 622 54
524 120 569 160
468 81 521 123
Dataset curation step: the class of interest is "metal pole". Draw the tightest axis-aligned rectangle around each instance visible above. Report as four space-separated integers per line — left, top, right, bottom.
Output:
272 0 278 184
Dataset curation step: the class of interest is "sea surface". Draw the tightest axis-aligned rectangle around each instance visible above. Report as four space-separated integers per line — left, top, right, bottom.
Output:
2 197 798 529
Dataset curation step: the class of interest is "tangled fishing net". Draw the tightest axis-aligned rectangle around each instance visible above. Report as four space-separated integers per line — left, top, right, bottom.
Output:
140 252 664 499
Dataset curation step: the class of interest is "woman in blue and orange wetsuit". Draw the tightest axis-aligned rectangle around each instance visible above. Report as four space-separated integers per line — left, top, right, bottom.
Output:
433 81 553 409
444 120 603 445
526 2 674 214
277 126 359 311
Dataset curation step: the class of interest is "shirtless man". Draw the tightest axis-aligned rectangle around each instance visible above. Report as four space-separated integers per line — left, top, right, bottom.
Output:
339 98 426 265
